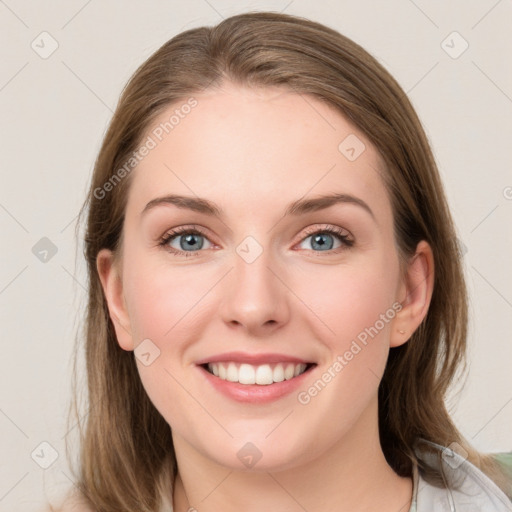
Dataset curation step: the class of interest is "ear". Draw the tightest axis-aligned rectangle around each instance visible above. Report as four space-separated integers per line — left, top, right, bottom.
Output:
96 248 134 351
390 240 434 348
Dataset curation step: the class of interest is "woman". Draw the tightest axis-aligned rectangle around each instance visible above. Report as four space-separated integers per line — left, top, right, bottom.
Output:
59 11 512 512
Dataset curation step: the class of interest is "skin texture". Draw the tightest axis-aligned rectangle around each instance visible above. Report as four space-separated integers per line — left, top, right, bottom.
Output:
97 82 434 512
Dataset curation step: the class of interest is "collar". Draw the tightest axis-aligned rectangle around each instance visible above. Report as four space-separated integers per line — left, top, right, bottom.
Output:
408 440 512 511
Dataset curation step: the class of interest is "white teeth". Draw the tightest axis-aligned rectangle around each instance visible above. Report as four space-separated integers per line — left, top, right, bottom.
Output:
206 362 308 385
293 364 303 377
273 364 285 383
284 363 295 380
226 363 238 382
239 363 256 385
255 364 273 385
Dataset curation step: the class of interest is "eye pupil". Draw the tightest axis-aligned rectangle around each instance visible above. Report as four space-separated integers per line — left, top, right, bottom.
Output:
312 233 334 251
182 234 203 250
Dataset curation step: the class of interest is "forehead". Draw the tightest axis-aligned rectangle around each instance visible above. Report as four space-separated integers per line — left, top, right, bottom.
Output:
125 83 390 223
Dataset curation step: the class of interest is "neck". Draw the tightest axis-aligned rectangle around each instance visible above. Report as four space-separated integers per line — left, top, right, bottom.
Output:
171 400 412 512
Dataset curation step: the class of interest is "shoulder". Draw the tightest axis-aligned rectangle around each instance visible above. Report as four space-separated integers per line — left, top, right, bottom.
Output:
414 441 512 512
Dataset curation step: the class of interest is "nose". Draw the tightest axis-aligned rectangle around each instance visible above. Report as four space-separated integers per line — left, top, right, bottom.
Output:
218 245 291 336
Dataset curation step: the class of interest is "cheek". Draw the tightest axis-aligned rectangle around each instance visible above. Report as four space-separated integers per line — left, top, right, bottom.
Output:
123 253 212 342
122 256 215 423
294 256 399 345
290 261 399 430
291 257 400 410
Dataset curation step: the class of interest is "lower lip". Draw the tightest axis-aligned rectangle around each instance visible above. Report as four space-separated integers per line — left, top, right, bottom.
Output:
197 364 316 404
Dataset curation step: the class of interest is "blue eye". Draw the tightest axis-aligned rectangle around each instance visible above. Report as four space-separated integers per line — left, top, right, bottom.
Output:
159 227 213 256
159 225 353 257
305 232 336 251
298 227 353 252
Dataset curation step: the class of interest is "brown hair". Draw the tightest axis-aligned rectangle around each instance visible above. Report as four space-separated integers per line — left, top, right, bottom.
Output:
63 11 510 511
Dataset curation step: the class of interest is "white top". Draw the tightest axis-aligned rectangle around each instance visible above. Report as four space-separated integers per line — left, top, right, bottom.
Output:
410 441 512 511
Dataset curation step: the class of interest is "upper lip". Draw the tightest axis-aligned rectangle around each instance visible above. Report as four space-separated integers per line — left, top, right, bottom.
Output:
195 351 315 366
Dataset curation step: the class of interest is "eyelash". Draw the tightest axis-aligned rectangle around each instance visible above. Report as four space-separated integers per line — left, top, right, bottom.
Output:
158 224 354 257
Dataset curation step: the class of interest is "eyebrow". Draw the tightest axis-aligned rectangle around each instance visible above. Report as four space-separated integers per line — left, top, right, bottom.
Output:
141 193 375 220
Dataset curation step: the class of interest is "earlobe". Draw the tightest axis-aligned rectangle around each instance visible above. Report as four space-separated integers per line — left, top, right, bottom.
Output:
96 249 134 351
390 240 434 348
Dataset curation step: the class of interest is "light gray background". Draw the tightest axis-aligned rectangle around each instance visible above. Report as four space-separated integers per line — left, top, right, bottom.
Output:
1 1 511 510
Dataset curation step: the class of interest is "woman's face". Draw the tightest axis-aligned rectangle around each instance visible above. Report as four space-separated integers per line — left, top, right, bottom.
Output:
99 82 417 471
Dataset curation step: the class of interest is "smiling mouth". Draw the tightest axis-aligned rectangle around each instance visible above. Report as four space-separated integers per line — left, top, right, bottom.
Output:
201 361 317 385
